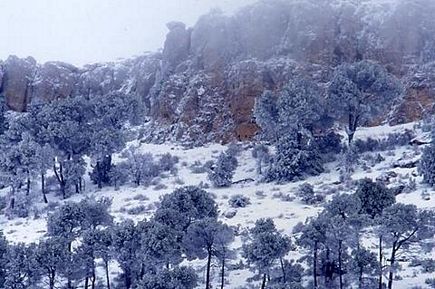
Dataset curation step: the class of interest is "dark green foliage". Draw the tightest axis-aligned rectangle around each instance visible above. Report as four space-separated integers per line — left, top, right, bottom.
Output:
208 151 238 187
355 179 395 218
134 266 197 289
266 132 323 183
328 60 403 144
228 194 251 208
242 218 291 289
154 186 218 232
419 142 435 187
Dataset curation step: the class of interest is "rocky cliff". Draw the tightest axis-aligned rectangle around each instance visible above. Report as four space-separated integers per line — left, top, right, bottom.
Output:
1 0 434 144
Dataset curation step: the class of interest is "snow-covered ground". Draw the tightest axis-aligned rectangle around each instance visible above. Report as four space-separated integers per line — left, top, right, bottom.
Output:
0 122 434 289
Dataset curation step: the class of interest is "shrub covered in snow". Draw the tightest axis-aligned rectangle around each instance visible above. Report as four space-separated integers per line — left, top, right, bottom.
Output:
228 194 251 208
296 183 324 205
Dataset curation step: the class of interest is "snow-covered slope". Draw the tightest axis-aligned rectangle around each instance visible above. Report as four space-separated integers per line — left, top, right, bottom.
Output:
1 122 433 289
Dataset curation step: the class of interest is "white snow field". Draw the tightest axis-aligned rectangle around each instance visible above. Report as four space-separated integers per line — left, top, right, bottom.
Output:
0 121 434 289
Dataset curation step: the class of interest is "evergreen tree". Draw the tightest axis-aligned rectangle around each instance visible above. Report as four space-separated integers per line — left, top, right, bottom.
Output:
354 178 395 288
418 141 435 187
138 220 182 270
242 218 291 289
111 220 142 289
88 93 131 189
355 178 395 218
0 232 7 288
254 90 279 141
35 237 69 289
4 243 40 289
266 131 323 183
154 186 218 233
327 60 402 144
37 96 92 197
47 202 86 250
349 248 378 289
208 151 238 187
135 266 197 289
122 147 160 186
183 218 234 289
252 144 270 175
378 204 435 289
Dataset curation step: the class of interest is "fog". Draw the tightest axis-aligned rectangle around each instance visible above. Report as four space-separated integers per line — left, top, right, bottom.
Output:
0 0 256 66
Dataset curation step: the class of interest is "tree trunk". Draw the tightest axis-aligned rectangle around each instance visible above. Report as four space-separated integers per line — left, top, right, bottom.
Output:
91 268 96 289
26 176 30 196
96 161 103 189
54 162 66 199
206 250 212 289
84 277 89 289
358 266 363 289
49 271 55 289
9 187 15 210
338 240 343 289
105 260 111 289
314 241 318 289
261 273 267 289
41 173 48 203
124 268 132 289
387 243 398 289
379 236 383 289
221 256 225 289
280 257 286 284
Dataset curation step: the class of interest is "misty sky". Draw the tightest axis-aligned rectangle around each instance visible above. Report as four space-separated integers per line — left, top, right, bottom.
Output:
0 0 256 66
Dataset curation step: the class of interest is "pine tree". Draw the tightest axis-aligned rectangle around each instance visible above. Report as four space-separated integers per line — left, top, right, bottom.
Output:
254 90 279 141
154 186 218 233
418 141 435 186
242 218 291 289
208 151 238 187
35 237 69 289
266 131 323 183
327 60 402 144
111 220 142 289
4 243 40 289
0 232 8 288
378 204 435 289
183 218 234 289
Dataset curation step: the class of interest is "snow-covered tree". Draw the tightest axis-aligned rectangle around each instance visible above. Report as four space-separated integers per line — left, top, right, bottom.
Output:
35 97 91 197
254 90 279 141
355 178 395 218
266 131 323 183
418 142 435 187
327 60 403 144
88 93 132 189
122 148 160 186
242 218 291 289
35 237 69 289
154 186 218 233
254 76 323 141
0 232 8 288
252 144 270 175
208 150 238 187
138 220 183 269
135 266 198 289
349 247 378 289
183 218 234 289
378 204 435 289
4 243 39 289
111 220 142 289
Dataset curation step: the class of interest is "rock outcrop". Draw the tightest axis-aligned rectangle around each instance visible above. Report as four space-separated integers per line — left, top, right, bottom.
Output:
1 0 435 144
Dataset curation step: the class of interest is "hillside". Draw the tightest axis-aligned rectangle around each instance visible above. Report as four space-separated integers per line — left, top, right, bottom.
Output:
0 122 434 288
1 0 435 144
